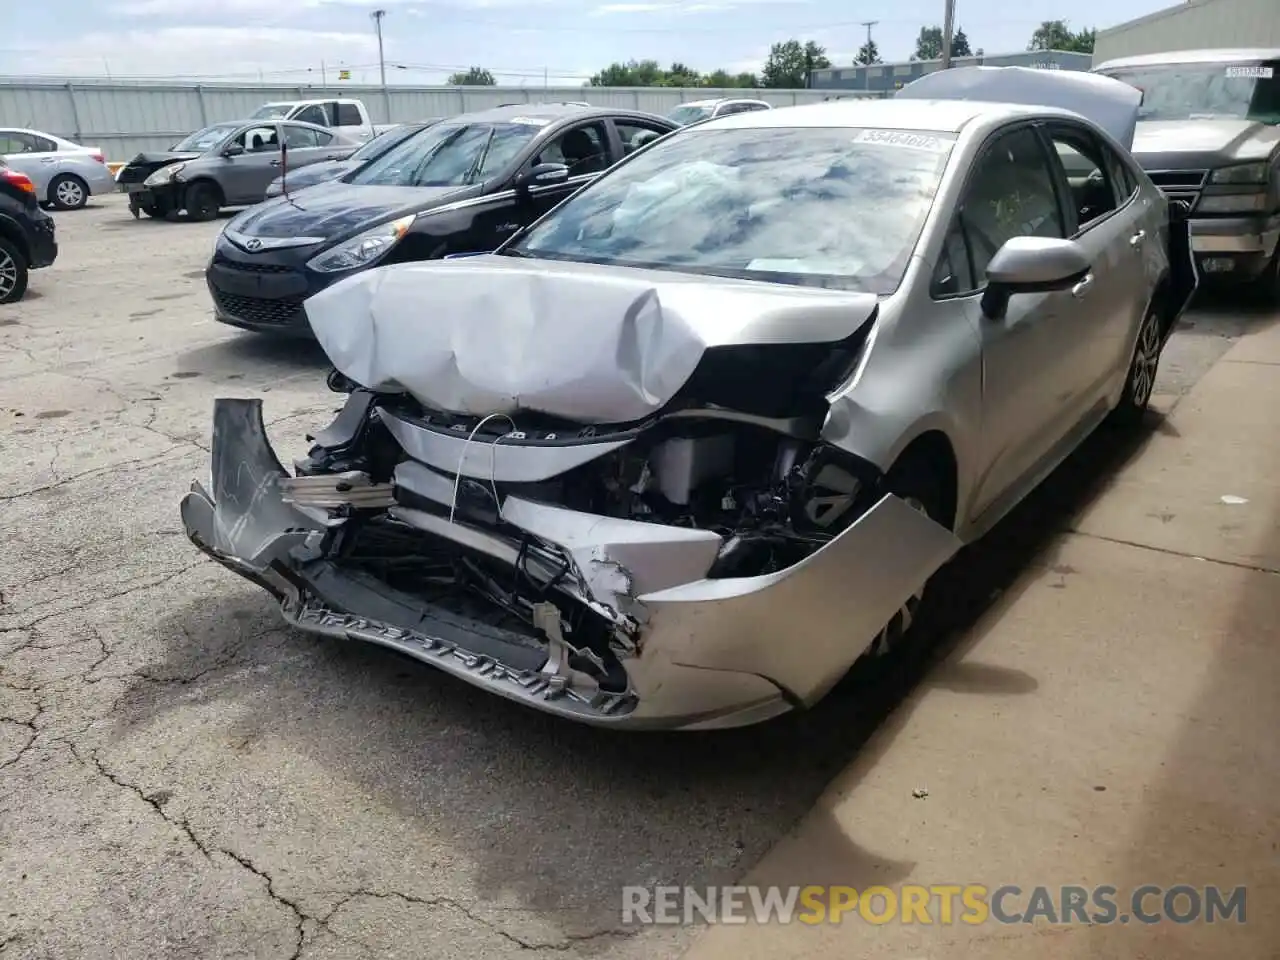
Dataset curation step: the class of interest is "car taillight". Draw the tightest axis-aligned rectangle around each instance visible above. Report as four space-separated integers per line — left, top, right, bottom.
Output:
90 151 105 164
0 169 36 194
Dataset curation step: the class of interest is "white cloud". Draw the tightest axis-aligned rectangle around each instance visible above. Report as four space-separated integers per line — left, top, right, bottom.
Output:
12 27 381 80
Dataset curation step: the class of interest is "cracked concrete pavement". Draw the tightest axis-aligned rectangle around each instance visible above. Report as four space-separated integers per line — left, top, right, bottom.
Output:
0 195 1266 959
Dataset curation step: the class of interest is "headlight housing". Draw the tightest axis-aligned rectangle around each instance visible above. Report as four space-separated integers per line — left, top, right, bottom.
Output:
306 214 416 273
143 162 186 187
1209 162 1269 185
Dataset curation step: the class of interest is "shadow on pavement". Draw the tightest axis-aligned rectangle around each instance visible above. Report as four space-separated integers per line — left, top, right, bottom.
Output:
175 331 330 378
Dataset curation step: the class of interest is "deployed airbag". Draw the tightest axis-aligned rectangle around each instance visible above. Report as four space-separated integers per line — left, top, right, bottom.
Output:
303 256 880 424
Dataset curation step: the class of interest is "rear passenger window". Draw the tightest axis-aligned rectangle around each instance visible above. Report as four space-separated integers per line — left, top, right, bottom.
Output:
335 103 363 126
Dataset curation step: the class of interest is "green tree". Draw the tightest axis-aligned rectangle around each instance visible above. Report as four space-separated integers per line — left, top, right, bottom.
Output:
1028 19 1097 53
856 40 881 65
704 68 760 88
913 25 973 60
664 61 701 87
447 66 495 85
761 39 831 88
589 59 667 86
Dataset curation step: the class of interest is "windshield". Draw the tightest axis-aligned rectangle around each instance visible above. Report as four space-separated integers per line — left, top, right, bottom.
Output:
350 124 418 161
1102 61 1280 123
170 123 241 152
510 126 954 295
667 104 714 126
348 120 543 187
251 104 294 120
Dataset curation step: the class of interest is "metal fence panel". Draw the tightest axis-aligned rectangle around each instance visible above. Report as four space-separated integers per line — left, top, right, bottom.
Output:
0 78 877 159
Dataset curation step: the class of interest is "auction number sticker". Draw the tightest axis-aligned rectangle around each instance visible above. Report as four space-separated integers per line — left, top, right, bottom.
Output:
1225 65 1274 79
854 129 951 152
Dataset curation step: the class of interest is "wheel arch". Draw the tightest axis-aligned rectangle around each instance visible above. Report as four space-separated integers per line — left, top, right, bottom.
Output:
886 429 960 532
0 215 31 262
47 171 89 205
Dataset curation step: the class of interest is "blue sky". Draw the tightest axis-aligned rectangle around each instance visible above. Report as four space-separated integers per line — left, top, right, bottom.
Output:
3 0 1175 85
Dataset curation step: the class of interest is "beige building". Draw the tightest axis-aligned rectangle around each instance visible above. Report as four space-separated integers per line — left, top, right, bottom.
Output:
1093 0 1280 62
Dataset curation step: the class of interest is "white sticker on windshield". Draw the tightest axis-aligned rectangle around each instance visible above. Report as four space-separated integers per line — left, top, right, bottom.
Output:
853 129 951 152
510 116 551 126
1226 65 1273 79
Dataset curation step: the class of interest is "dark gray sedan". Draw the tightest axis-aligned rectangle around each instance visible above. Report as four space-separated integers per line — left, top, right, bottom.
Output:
264 120 442 199
113 120 361 221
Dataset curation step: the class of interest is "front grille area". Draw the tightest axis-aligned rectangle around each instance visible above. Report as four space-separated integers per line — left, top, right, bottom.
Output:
212 256 293 274
212 290 306 327
116 164 153 185
1147 169 1209 213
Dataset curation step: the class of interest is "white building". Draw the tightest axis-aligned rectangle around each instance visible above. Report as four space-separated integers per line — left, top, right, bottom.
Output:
1093 0 1280 62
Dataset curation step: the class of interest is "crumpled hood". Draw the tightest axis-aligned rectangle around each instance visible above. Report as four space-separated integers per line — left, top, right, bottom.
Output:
234 182 474 239
304 255 881 424
1132 119 1280 163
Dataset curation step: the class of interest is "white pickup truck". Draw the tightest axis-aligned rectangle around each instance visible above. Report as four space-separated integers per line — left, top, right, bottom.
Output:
247 98 397 143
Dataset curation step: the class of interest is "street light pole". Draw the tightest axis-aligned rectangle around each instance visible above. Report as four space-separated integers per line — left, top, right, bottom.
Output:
940 0 956 70
371 9 390 121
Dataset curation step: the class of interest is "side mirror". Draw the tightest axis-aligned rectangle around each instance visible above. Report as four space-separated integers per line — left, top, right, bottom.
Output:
980 236 1091 319
222 143 245 157
515 162 570 194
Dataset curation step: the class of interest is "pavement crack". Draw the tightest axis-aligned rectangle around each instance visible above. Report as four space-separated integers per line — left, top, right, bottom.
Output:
0 444 194 502
0 561 207 634
323 890 638 951
1067 529 1280 576
219 849 307 960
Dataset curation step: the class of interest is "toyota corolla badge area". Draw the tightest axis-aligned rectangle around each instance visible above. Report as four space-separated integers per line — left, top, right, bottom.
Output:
204 103 677 335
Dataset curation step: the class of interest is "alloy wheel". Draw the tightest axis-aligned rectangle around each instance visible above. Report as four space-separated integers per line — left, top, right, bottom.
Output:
56 179 85 208
869 495 929 657
0 247 17 301
1129 311 1161 410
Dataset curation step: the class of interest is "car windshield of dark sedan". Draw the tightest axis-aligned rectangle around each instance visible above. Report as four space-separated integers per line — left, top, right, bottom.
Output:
510 126 955 294
667 105 714 125
171 123 241 152
348 120 541 187
1103 61 1280 123
350 123 419 161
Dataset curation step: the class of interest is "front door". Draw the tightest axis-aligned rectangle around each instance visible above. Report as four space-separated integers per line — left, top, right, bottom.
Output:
0 130 59 196
220 124 283 204
956 124 1097 517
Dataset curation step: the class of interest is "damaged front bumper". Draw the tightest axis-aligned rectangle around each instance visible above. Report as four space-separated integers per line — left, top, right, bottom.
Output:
181 398 961 730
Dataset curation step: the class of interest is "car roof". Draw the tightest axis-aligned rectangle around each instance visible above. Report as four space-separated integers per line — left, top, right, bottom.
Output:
444 102 631 123
696 97 1061 133
1 126 73 142
1095 48 1280 70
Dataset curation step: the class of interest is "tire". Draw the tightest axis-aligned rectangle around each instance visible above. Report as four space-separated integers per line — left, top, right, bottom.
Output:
0 236 30 304
48 174 89 211
184 182 220 222
866 451 954 658
1108 302 1163 428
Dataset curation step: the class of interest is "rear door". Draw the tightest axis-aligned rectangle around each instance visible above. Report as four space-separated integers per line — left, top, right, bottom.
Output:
1039 120 1150 400
279 123 333 172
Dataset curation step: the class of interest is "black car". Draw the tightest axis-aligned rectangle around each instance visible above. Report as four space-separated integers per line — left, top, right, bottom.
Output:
0 160 58 304
205 103 678 335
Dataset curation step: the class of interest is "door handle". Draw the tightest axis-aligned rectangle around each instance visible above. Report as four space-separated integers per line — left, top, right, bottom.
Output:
40 157 56 163
1129 229 1146 248
269 159 282 166
1071 273 1094 298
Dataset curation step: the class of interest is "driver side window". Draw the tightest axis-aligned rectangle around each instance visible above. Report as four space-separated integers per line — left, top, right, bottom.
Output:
534 122 609 177
958 126 1066 282
235 125 279 153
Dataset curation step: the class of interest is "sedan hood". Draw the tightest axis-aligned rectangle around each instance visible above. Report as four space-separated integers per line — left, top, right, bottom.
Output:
304 255 881 424
1132 119 1280 164
233 182 474 239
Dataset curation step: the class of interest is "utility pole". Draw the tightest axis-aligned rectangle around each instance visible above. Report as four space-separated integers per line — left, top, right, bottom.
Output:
321 60 327 87
371 9 390 121
860 20 878 47
940 0 956 69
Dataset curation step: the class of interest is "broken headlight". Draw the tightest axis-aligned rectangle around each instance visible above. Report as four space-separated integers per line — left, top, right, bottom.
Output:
143 162 185 186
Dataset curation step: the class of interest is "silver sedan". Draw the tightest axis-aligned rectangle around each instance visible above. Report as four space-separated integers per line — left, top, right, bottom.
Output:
0 127 115 210
181 70 1197 730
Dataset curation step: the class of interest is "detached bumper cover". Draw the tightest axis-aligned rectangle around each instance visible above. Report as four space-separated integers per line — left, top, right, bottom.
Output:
182 398 963 730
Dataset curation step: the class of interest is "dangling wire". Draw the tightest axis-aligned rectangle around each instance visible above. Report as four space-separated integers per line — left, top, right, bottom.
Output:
448 412 518 525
